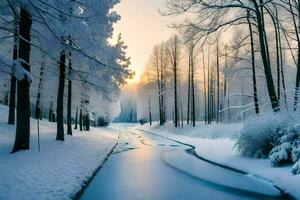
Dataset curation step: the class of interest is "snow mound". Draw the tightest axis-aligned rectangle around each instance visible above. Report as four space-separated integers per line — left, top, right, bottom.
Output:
141 121 241 139
162 149 281 197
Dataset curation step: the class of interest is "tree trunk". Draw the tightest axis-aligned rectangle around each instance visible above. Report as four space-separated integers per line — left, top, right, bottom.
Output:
148 99 152 126
56 50 66 141
74 107 78 129
216 41 220 123
160 57 166 124
8 76 17 124
174 56 178 128
79 109 83 131
187 51 191 125
156 57 162 125
52 113 56 122
180 100 183 127
253 1 279 112
286 0 300 111
265 6 281 107
295 47 300 110
294 9 300 110
49 102 53 122
86 114 90 131
223 48 228 122
275 24 280 104
40 107 43 120
67 54 72 135
8 22 18 125
247 11 260 114
211 80 214 121
35 91 41 119
83 115 86 131
207 45 211 124
35 62 44 119
191 47 195 127
12 8 32 153
202 51 207 123
275 8 288 110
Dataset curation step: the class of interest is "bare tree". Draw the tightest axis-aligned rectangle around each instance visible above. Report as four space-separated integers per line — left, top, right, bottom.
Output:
167 0 279 112
12 8 32 153
56 48 66 141
216 40 220 122
247 10 260 114
8 21 18 125
35 61 45 119
74 106 78 130
187 41 196 127
278 0 300 110
168 36 181 127
67 50 72 136
202 50 207 123
154 46 163 125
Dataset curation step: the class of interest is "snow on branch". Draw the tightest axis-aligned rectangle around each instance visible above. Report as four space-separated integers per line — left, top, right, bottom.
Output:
0 54 33 81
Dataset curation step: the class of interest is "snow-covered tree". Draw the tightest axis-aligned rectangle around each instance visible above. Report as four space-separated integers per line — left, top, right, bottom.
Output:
0 0 133 152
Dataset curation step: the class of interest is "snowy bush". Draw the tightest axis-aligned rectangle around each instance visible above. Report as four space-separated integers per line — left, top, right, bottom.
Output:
98 116 110 127
235 114 286 158
292 145 300 163
235 112 300 174
292 145 300 174
269 142 292 166
267 124 300 174
269 128 300 166
292 161 300 175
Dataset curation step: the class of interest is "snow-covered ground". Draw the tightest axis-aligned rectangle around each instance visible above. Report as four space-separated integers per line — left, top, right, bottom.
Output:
0 105 118 200
140 121 242 139
138 122 300 199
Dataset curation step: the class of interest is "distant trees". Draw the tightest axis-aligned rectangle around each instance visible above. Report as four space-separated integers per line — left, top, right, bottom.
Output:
186 41 196 126
151 45 167 125
74 107 78 130
35 61 45 119
114 95 137 123
148 71 152 126
139 35 198 127
137 0 300 126
166 0 281 112
282 0 300 111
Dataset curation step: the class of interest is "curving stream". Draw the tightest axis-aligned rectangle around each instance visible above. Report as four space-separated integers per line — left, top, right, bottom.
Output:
79 126 290 200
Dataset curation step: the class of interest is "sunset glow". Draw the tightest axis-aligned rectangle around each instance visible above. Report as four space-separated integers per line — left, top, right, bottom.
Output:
113 0 176 83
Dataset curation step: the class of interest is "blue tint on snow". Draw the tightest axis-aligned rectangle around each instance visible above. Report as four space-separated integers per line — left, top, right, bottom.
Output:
80 129 286 200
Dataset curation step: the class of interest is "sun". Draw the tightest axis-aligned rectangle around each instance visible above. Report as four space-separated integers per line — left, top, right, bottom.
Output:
127 67 142 84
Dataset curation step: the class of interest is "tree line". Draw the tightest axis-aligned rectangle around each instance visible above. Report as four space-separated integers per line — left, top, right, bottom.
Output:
138 0 300 127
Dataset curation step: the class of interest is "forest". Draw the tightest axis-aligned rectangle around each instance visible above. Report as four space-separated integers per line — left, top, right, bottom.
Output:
138 0 299 125
0 1 133 153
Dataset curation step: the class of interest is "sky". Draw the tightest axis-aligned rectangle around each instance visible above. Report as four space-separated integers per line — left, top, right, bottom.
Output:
112 0 177 83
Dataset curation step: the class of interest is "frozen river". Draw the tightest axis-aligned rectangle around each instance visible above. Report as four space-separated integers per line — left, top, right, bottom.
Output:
80 126 287 200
